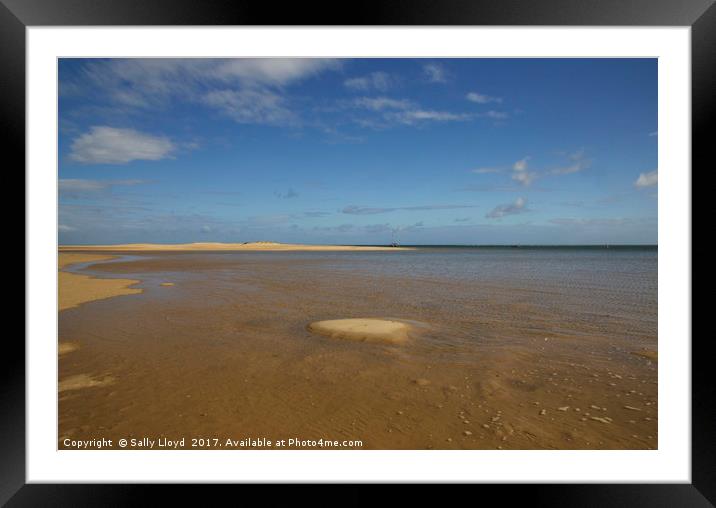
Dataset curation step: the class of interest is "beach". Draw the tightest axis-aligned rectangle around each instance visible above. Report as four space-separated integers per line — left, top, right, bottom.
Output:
58 245 657 450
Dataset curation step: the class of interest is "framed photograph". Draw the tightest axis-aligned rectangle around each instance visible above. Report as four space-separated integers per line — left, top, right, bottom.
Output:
8 0 708 502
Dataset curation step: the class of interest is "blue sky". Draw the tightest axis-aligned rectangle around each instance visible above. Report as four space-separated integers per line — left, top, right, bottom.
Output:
58 58 657 245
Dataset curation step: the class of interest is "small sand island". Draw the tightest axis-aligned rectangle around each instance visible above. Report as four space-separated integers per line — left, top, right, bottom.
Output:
59 253 142 311
60 241 412 252
308 318 415 345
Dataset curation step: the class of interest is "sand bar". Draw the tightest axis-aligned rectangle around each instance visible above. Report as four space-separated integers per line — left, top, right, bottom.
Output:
59 374 115 392
59 253 143 311
58 342 79 356
307 318 414 345
59 241 412 252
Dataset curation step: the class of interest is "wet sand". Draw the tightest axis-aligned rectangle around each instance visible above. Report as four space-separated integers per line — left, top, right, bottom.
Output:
58 250 657 450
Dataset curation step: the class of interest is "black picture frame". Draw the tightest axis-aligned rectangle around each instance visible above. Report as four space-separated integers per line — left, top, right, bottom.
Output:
5 0 709 503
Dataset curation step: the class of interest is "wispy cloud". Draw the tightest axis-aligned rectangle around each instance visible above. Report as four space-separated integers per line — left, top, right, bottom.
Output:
213 58 341 86
301 211 332 218
74 59 340 101
549 217 633 227
63 58 341 127
59 178 147 193
313 223 355 233
481 110 509 120
649 131 658 137
549 149 591 175
635 170 658 188
274 188 299 199
512 172 536 186
203 89 295 125
58 202 236 243
344 72 393 92
423 63 448 83
69 127 174 164
352 97 412 111
466 92 503 104
486 197 528 219
471 167 502 174
385 109 470 125
342 206 391 215
342 204 479 215
350 96 471 127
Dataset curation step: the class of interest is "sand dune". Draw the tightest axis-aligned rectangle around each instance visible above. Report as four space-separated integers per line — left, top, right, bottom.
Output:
59 241 412 252
59 253 143 311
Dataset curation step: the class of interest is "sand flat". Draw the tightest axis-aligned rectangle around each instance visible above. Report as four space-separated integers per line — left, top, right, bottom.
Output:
59 241 412 252
59 253 143 311
58 250 657 451
308 318 413 344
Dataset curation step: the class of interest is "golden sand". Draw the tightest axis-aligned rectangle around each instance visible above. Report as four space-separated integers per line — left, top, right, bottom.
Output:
59 241 412 252
59 253 143 311
308 318 413 344
58 342 79 356
59 374 115 392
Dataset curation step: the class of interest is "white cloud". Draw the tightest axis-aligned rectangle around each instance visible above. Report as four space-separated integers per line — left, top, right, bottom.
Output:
353 97 412 111
423 63 448 83
649 131 658 137
203 89 295 125
467 92 503 104
635 170 658 188
471 167 501 174
78 59 340 100
513 157 530 172
512 171 537 187
69 127 174 165
63 59 342 128
511 156 537 187
213 58 340 86
58 224 76 232
385 109 470 125
344 72 392 92
486 197 528 219
350 96 470 127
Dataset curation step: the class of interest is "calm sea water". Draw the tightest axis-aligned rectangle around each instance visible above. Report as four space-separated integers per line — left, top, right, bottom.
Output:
74 245 658 345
